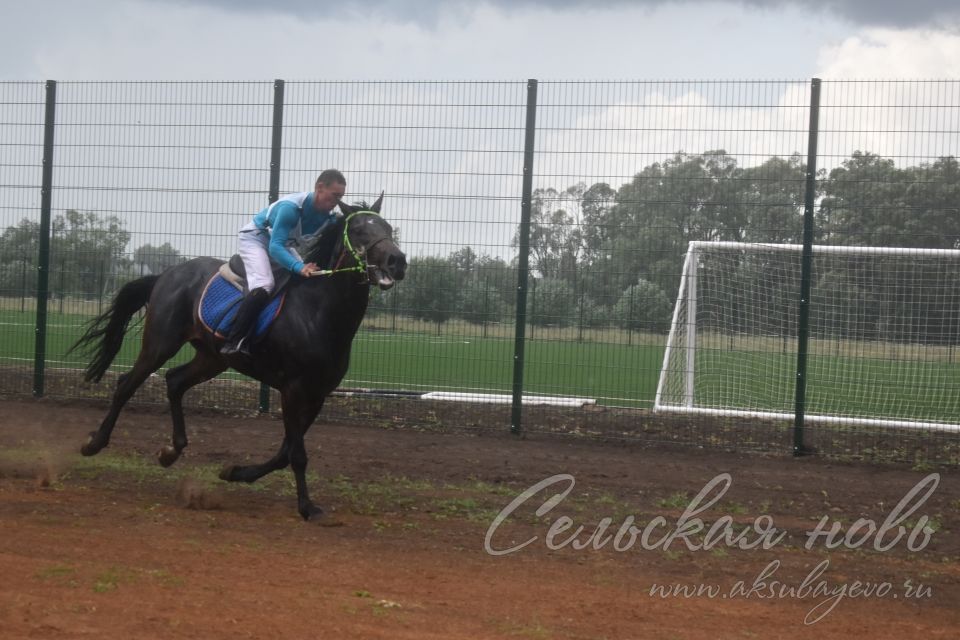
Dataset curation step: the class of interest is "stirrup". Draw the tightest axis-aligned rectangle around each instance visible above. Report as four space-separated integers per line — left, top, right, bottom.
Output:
220 337 250 356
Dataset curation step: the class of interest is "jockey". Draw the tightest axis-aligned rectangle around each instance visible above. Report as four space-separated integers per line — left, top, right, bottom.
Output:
220 169 347 356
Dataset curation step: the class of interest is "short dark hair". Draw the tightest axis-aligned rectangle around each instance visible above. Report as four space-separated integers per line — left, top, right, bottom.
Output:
316 169 346 188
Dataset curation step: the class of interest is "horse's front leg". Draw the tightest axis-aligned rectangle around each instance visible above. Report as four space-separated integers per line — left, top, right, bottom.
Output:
281 386 326 521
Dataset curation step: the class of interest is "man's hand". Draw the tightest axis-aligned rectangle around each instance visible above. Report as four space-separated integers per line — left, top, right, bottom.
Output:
300 262 320 277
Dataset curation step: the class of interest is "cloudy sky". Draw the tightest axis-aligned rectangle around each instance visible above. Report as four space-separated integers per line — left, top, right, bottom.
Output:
3 0 960 80
3 1 959 262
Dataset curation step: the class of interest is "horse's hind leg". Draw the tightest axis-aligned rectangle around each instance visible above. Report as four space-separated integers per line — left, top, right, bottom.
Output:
157 349 227 467
81 344 177 456
219 437 290 483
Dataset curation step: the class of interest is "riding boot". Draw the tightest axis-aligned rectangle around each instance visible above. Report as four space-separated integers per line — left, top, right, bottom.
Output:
220 287 270 356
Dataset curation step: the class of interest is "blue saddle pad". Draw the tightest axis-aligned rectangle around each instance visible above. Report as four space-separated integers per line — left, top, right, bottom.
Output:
199 274 285 339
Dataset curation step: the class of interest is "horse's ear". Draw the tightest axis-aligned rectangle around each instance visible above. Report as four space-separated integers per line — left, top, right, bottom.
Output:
371 191 384 213
339 201 357 215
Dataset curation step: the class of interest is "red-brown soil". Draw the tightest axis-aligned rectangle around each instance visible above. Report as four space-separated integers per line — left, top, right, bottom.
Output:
1 398 958 639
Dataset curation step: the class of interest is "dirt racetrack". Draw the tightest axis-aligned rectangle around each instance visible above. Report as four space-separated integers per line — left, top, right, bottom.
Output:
1 397 959 639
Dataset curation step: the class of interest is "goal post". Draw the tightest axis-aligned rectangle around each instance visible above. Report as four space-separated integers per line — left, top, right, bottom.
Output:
654 241 960 433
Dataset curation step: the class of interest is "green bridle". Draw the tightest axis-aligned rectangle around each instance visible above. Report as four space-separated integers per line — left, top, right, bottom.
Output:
314 210 383 278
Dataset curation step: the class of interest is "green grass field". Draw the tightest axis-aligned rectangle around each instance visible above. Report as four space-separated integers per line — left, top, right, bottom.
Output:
0 308 664 407
1 307 957 422
690 350 960 423
350 331 664 404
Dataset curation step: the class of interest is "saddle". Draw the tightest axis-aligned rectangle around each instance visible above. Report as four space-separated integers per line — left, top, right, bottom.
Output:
198 257 291 339
199 221 342 340
219 255 294 296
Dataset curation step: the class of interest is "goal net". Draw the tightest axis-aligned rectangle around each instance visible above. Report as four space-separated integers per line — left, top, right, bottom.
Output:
654 242 960 432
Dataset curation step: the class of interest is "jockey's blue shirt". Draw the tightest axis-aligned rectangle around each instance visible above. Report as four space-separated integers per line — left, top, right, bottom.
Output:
252 192 338 273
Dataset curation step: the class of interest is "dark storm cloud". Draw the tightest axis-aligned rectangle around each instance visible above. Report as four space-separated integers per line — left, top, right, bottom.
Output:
158 0 960 29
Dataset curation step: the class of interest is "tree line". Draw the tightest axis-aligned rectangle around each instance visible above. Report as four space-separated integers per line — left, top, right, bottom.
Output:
388 149 960 339
3 150 958 342
0 209 185 300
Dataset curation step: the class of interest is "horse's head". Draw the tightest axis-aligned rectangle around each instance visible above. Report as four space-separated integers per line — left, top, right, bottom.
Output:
338 194 407 290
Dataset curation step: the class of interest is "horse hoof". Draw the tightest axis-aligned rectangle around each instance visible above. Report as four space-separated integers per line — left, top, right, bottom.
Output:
300 504 325 522
218 465 237 482
80 432 101 457
157 445 180 468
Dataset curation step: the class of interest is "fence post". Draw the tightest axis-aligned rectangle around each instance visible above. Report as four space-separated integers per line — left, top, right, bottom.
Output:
482 278 489 339
33 80 57 398
793 78 821 456
511 79 538 435
391 286 398 332
577 270 585 343
259 78 285 413
20 247 27 312
58 258 65 314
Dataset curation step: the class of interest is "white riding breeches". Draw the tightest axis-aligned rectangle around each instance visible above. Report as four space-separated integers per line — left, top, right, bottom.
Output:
237 223 276 293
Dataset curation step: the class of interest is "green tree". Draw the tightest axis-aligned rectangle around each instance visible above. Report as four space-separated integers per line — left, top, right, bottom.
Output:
611 279 672 333
459 273 506 326
528 278 575 327
0 218 40 294
598 152 745 301
515 186 584 282
0 210 131 298
449 248 513 325
818 151 905 246
901 156 960 250
817 152 960 343
474 254 516 313
816 151 960 249
133 242 186 275
52 210 131 298
401 255 460 329
739 154 808 243
579 182 617 256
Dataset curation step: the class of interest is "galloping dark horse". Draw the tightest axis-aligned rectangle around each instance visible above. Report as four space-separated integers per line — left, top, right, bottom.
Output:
70 197 406 520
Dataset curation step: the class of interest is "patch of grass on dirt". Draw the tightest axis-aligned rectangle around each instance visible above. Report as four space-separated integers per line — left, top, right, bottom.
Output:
93 567 126 593
328 474 417 515
499 616 553 639
328 473 515 523
0 446 223 490
721 501 749 515
35 564 77 584
463 478 518 497
658 491 691 510
143 568 186 588
89 565 183 593
68 453 175 484
4 442 672 530
585 492 642 522
431 496 503 523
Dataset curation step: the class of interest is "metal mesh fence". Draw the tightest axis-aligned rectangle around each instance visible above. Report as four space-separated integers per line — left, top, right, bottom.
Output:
282 82 526 397
0 82 44 396
0 79 958 464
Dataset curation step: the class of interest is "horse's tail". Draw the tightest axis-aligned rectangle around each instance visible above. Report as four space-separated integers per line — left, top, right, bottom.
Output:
67 275 161 383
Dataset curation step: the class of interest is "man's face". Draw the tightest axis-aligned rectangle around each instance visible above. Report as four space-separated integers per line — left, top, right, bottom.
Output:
315 181 346 211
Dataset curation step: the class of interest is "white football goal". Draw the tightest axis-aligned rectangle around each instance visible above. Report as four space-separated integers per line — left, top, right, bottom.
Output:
654 241 960 432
